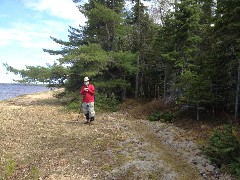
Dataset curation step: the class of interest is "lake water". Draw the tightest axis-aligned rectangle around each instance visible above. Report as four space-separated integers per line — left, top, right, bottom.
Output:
0 83 50 101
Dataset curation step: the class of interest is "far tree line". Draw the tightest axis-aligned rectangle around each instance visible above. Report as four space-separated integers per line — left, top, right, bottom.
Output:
4 0 240 123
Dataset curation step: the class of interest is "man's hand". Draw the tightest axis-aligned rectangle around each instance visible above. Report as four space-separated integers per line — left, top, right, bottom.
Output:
84 88 89 91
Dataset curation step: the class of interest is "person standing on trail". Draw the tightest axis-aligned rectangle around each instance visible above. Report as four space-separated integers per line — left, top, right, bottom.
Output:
80 77 95 124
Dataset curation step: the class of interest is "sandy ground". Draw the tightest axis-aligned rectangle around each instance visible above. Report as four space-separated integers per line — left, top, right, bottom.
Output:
0 91 233 180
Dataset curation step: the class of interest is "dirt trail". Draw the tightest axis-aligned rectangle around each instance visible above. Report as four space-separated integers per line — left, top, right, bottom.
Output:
0 91 232 179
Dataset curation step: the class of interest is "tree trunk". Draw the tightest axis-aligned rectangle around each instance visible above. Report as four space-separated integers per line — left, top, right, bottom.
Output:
197 102 200 121
122 74 127 100
234 59 240 124
135 0 141 99
163 65 167 101
135 55 139 98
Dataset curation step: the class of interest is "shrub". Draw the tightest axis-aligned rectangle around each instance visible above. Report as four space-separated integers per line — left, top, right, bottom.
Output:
203 125 240 167
161 111 175 122
65 101 82 112
63 92 120 112
148 112 162 121
148 111 175 123
94 93 120 112
229 158 240 179
54 88 121 112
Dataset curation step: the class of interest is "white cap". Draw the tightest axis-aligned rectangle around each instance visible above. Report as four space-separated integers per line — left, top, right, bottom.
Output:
84 77 89 81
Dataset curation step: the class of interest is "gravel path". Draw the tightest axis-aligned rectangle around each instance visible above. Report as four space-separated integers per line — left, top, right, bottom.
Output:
140 119 233 180
0 91 234 179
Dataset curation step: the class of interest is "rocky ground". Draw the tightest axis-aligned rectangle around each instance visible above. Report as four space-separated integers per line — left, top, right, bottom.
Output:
0 91 233 179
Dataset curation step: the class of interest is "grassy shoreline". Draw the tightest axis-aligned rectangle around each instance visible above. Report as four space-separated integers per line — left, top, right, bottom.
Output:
0 91 231 179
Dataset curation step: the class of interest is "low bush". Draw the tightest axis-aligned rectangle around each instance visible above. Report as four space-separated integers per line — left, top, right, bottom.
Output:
148 111 175 123
94 93 120 112
57 90 120 112
229 158 240 179
203 125 240 178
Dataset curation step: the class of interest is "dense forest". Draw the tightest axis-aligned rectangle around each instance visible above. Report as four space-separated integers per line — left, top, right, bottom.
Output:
4 0 240 122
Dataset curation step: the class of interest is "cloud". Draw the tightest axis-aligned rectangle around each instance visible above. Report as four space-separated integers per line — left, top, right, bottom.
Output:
23 0 86 26
0 0 87 83
0 17 73 49
0 0 86 48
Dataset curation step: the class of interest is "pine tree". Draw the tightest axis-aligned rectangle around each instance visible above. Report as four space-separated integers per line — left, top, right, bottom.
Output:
212 0 240 123
160 0 204 104
125 0 159 98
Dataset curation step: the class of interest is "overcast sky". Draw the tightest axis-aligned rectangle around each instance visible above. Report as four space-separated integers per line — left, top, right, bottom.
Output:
0 0 86 83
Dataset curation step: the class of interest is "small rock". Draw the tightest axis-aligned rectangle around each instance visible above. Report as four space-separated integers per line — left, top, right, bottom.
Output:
82 159 90 164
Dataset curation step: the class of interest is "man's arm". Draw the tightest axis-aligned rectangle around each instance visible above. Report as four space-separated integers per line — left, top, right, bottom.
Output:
88 85 95 95
80 86 85 95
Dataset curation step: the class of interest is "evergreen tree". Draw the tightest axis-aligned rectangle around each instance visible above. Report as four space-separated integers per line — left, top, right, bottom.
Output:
79 0 136 99
212 0 240 122
5 0 136 101
126 0 158 98
159 0 205 105
3 62 68 86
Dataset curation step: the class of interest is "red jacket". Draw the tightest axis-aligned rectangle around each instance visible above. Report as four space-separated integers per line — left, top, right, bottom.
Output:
80 84 95 103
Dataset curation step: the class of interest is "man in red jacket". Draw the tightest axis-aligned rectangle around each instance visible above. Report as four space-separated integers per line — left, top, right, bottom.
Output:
80 77 95 124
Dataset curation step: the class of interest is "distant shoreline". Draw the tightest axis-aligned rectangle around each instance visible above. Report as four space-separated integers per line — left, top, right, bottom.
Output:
0 83 48 86
0 83 52 101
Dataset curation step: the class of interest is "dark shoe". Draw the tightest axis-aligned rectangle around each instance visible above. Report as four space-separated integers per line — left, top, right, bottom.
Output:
85 113 89 120
90 117 95 122
84 113 90 124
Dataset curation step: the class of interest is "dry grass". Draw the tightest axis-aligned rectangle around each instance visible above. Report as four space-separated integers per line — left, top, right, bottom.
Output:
119 98 173 119
120 98 234 145
0 92 205 179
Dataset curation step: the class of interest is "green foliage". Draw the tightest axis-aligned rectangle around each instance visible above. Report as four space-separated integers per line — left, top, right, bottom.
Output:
3 0 240 124
111 51 137 75
54 91 81 111
210 0 240 112
58 90 120 113
148 112 161 121
60 43 110 77
3 62 68 86
179 72 212 106
0 154 41 180
229 158 240 179
95 93 120 112
0 155 16 179
81 1 124 51
5 159 16 179
227 158 240 179
148 111 175 123
28 166 40 180
203 125 240 168
96 79 131 89
203 124 240 178
65 101 82 112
